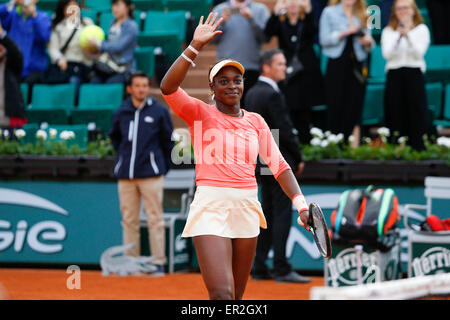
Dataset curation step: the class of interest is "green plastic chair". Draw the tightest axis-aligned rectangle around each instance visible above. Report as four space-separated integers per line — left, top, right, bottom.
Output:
135 46 156 78
84 0 111 12
143 10 187 42
138 32 181 64
81 9 99 25
165 0 211 20
133 0 167 11
20 83 28 106
37 0 58 11
362 84 385 126
78 83 124 109
426 82 443 121
434 84 450 127
424 45 450 84
368 45 386 84
99 11 115 35
26 84 76 125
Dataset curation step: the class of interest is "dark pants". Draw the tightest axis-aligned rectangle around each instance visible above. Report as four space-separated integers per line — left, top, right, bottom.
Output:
242 69 260 106
384 67 428 150
253 173 293 277
427 0 450 44
290 109 312 145
325 55 366 139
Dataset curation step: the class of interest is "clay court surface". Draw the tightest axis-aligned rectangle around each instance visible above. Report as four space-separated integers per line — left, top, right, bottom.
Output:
0 268 324 300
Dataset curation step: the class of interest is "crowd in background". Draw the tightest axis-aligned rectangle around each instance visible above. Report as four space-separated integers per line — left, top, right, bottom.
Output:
0 0 449 150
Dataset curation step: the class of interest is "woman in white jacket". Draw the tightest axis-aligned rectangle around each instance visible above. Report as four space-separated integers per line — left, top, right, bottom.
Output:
381 0 430 150
47 0 93 101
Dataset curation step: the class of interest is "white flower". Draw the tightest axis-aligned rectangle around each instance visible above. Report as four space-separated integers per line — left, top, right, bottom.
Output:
310 137 321 146
398 136 407 145
49 128 57 139
377 127 390 137
15 129 26 139
348 135 356 143
324 130 331 138
40 122 49 130
310 127 324 138
336 133 344 142
60 130 75 140
3 129 9 137
327 134 340 144
320 140 329 148
364 137 372 144
437 136 450 148
36 130 47 140
87 122 96 131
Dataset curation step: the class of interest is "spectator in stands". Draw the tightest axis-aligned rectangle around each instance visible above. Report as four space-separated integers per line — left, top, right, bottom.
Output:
108 71 174 275
87 0 138 84
244 49 309 284
319 0 374 142
381 0 430 150
265 0 324 144
46 0 94 102
211 0 270 102
0 22 27 130
426 0 450 44
0 0 51 104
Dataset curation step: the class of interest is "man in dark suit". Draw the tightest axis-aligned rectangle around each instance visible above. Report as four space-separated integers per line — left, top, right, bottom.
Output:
244 49 310 283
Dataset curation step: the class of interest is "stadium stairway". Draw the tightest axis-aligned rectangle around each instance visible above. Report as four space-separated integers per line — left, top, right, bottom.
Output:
150 0 278 129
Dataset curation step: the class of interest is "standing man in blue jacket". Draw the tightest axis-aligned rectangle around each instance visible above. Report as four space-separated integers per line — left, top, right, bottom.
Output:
109 71 174 275
0 0 51 104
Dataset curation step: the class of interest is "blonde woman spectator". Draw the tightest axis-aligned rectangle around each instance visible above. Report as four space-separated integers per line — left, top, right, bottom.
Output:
319 0 374 142
381 0 430 150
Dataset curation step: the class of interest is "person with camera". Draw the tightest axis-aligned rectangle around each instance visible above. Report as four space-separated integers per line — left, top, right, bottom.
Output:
211 0 270 102
381 0 430 150
319 0 374 143
86 0 138 84
265 0 324 145
0 0 51 104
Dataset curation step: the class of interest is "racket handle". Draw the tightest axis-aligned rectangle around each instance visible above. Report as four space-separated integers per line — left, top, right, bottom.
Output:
297 216 304 226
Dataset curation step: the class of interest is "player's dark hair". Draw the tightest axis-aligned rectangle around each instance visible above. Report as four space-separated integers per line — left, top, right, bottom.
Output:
112 0 135 19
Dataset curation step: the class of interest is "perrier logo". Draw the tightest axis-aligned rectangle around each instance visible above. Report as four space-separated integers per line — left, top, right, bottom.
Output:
327 248 379 286
411 247 450 277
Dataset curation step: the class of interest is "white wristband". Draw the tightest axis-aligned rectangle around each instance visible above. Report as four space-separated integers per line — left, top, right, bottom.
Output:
181 53 196 67
187 45 199 55
293 194 308 214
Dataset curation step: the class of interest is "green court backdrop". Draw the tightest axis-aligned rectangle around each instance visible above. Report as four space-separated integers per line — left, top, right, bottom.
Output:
1 181 449 273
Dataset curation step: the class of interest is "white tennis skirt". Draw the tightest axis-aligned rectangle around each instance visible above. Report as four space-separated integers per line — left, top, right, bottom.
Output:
182 186 267 239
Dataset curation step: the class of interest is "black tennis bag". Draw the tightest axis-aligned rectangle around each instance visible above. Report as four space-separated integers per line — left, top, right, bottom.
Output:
331 186 400 251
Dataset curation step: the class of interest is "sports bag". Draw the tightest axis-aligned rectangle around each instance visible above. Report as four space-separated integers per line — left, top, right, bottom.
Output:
331 186 399 250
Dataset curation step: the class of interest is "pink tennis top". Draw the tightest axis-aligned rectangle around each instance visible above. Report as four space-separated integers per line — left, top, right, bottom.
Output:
162 88 291 189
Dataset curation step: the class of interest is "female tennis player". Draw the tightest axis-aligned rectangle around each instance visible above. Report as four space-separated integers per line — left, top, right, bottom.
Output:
160 12 310 300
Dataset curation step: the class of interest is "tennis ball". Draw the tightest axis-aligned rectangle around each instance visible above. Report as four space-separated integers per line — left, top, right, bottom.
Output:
79 25 105 50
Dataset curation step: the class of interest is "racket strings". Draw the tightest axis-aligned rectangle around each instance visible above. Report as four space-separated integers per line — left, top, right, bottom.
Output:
311 207 330 256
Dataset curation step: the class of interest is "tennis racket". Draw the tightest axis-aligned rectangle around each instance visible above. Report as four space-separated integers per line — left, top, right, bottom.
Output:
297 203 332 258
